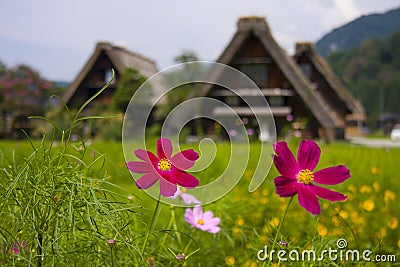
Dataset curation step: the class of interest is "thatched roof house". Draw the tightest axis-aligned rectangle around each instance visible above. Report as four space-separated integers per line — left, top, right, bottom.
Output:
199 16 365 140
293 42 365 137
63 42 157 108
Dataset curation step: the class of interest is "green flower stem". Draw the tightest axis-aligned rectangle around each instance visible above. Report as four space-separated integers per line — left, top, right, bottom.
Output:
160 205 176 250
141 194 161 255
182 237 194 256
265 196 294 267
110 246 114 267
171 205 182 246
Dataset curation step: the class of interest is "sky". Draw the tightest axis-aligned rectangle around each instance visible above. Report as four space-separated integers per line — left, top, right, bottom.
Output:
1 0 399 82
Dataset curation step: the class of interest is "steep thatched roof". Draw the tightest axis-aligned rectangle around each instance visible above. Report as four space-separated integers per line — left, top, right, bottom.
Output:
63 42 157 104
201 16 342 130
294 42 365 121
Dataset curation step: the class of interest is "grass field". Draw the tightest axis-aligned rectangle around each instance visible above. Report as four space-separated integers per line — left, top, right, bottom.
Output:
0 138 399 266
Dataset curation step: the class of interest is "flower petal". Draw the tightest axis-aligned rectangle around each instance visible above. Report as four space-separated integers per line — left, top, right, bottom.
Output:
134 149 158 163
135 173 159 189
159 177 177 197
314 165 351 185
297 140 321 171
184 208 195 225
168 171 200 189
297 185 320 215
193 205 203 219
171 149 199 170
157 138 173 159
273 142 300 178
126 161 154 173
203 210 215 220
181 193 201 205
207 226 221 234
311 185 347 202
168 187 181 199
274 176 298 197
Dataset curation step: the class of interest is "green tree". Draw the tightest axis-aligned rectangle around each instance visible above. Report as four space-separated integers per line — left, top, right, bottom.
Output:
327 31 400 128
112 68 146 111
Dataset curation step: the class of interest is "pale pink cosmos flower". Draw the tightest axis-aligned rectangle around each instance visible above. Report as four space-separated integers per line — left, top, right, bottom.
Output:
169 187 201 205
273 140 350 215
126 138 199 197
184 206 220 233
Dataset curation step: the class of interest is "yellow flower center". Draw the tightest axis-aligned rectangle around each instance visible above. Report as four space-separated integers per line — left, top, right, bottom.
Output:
197 219 205 225
158 158 172 171
297 169 314 185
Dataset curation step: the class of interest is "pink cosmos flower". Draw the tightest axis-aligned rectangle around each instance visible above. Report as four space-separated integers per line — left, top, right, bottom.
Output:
273 140 350 215
126 138 199 197
11 241 26 254
184 205 220 233
169 187 201 205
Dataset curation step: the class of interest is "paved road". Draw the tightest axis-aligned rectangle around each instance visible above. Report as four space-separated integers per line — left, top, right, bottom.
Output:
348 137 400 148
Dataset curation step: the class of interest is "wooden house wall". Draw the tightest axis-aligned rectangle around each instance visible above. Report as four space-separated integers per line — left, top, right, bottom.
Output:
68 53 119 108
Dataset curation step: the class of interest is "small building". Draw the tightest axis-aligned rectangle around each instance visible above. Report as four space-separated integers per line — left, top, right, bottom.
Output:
63 42 158 109
293 42 365 138
198 16 365 141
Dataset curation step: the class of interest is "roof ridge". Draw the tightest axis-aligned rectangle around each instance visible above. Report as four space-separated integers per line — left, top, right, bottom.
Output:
96 41 156 64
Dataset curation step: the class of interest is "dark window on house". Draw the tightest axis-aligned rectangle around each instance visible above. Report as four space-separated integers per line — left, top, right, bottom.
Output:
238 64 268 87
268 96 284 106
104 68 115 84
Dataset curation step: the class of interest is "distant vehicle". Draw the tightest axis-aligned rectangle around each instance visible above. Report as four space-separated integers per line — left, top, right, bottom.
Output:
391 124 400 141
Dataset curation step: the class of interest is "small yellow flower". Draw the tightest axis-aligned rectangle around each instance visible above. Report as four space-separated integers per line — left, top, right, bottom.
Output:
339 210 349 219
262 189 269 196
262 225 270 234
362 200 375 212
259 235 268 243
236 217 245 226
332 216 340 227
243 260 258 267
348 184 357 192
384 190 396 205
388 217 399 230
232 227 241 239
360 185 372 194
317 223 328 236
225 256 235 266
260 197 269 204
244 169 254 178
270 217 280 227
397 239 400 248
372 182 380 192
332 228 343 236
376 227 387 239
371 166 381 175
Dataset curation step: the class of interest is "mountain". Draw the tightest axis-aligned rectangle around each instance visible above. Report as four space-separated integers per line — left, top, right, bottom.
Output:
326 31 400 127
316 7 400 56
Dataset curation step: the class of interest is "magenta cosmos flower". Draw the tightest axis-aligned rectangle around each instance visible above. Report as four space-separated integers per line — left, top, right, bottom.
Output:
273 140 350 215
184 205 221 233
126 138 199 197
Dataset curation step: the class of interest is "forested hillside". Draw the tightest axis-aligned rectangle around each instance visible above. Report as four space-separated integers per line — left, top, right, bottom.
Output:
326 31 400 127
316 7 400 56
